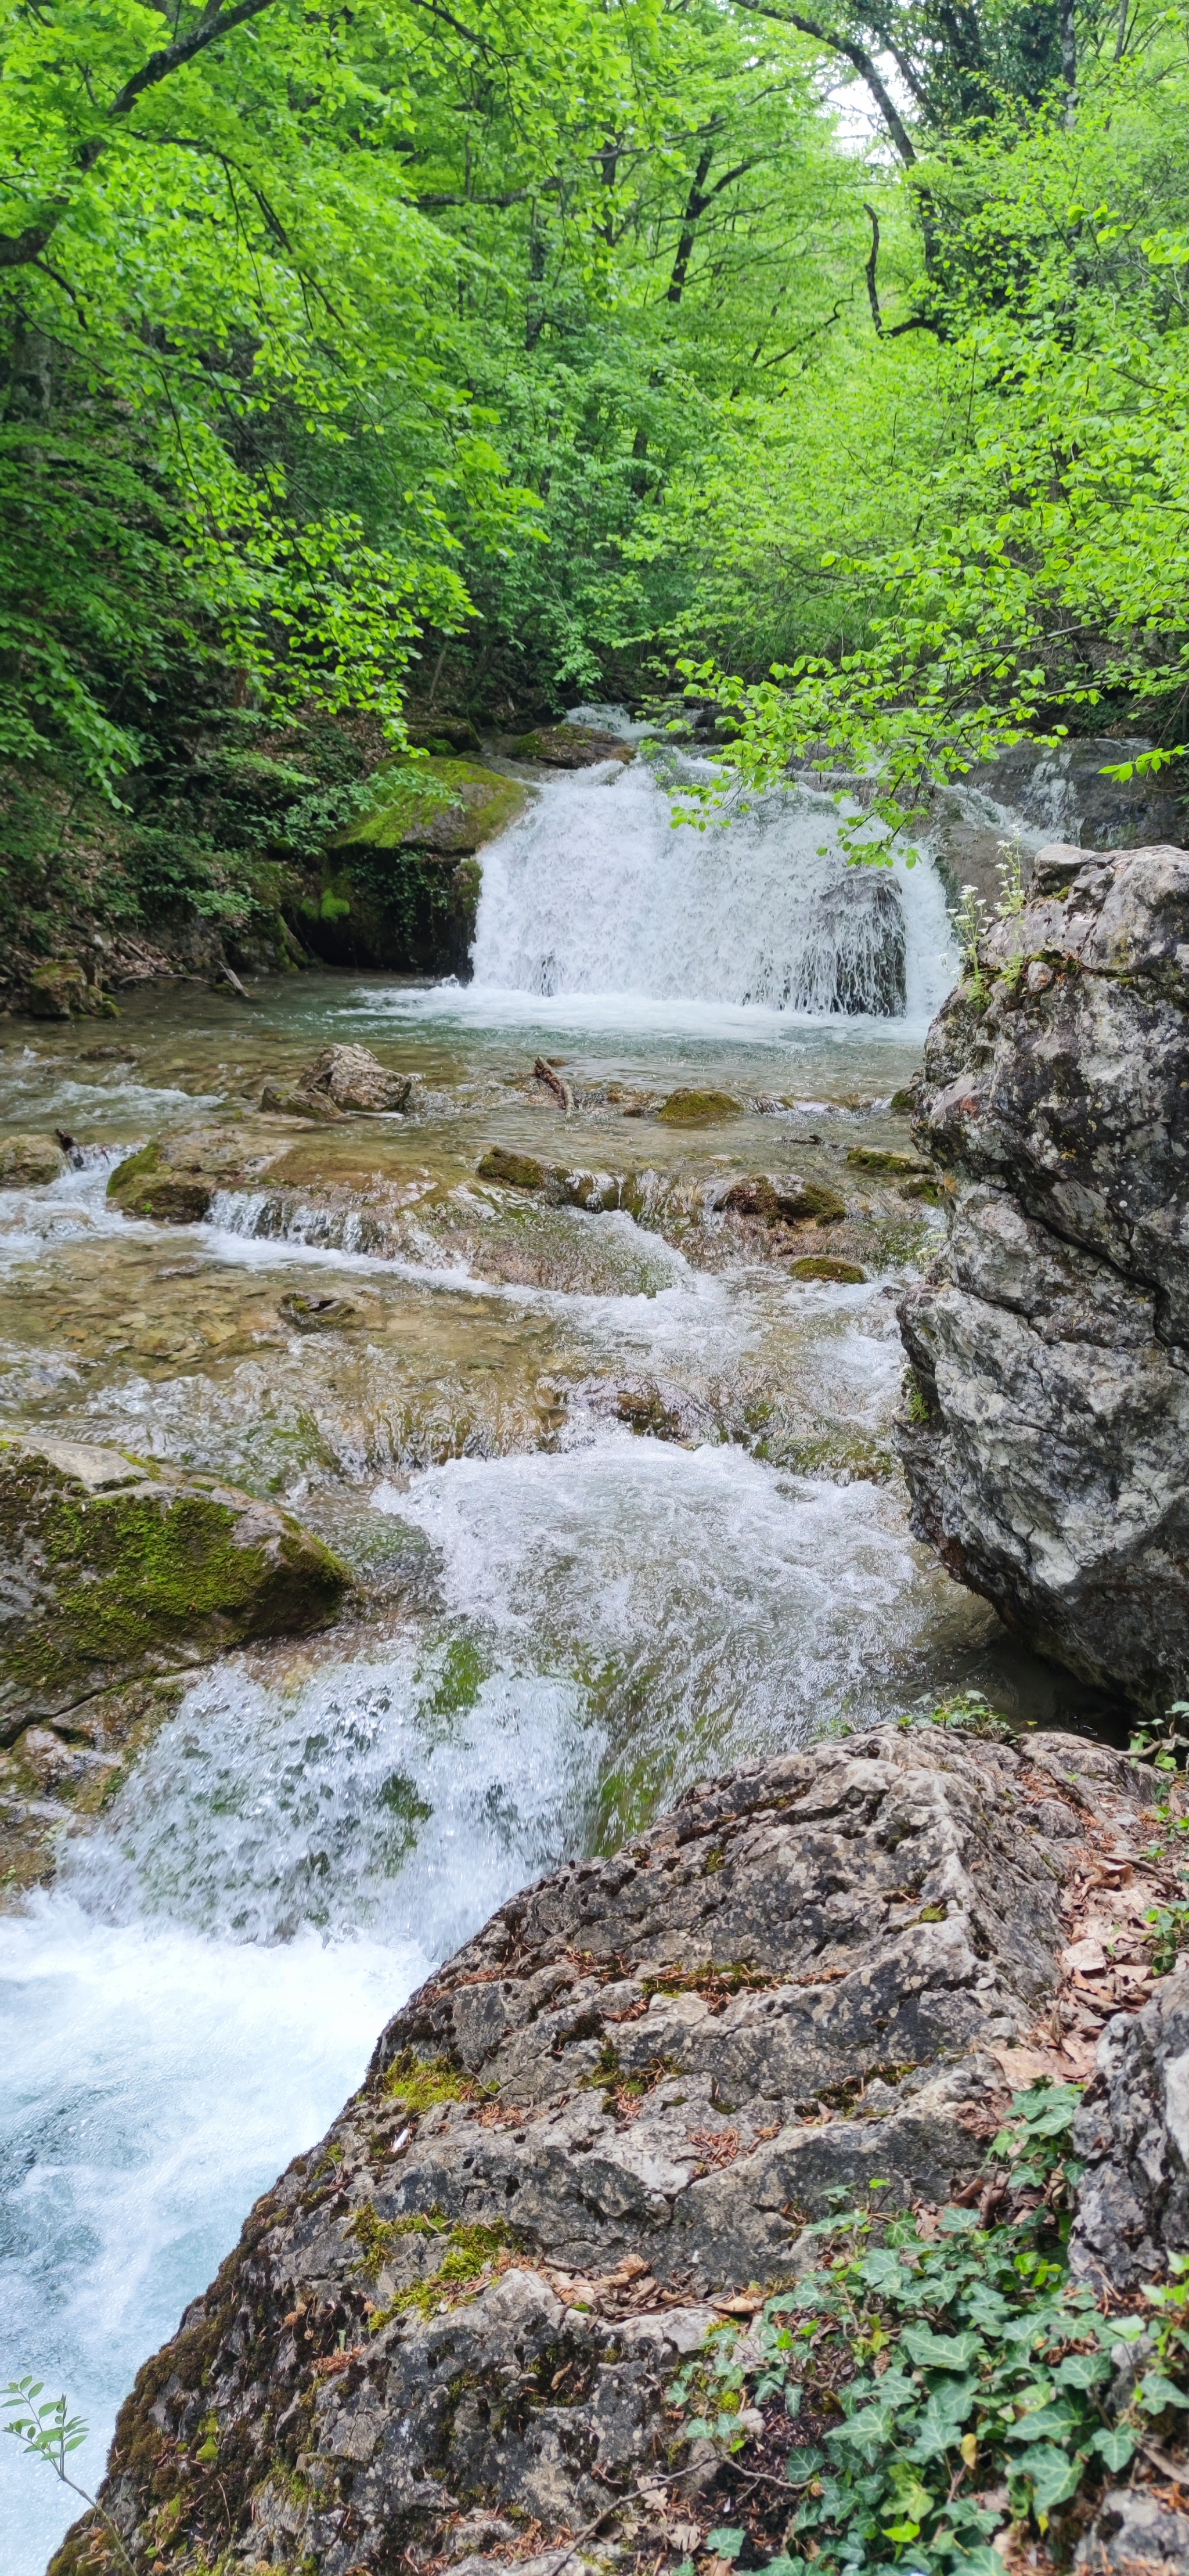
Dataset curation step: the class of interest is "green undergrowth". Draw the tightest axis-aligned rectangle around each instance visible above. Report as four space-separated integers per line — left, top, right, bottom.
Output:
351 2204 518 2329
666 2083 1189 2574
379 2050 482 2114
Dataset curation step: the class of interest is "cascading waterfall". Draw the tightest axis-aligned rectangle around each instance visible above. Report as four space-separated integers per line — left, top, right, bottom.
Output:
471 751 956 1022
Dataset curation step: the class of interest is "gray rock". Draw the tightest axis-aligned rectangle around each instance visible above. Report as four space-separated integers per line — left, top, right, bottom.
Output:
1070 1964 1189 2292
72 1724 1147 2576
898 842 1189 1711
1073 2485 1189 2573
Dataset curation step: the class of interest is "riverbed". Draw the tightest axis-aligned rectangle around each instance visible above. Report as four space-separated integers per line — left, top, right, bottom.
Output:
0 756 1068 2571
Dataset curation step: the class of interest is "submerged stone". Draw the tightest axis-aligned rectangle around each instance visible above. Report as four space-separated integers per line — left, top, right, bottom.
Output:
0 1433 348 1731
722 1174 846 1224
476 1145 550 1190
657 1087 744 1125
0 1132 67 1187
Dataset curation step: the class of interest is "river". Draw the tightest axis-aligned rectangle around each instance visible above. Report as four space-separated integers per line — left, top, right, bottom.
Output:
1 745 1061 2571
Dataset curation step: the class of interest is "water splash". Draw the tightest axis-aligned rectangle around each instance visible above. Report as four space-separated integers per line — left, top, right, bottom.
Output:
471 762 955 1024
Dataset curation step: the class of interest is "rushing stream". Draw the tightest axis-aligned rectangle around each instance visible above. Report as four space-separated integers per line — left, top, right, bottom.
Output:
1 750 1067 2571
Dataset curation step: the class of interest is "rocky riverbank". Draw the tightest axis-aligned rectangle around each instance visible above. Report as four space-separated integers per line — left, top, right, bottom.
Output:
50 1720 1189 2575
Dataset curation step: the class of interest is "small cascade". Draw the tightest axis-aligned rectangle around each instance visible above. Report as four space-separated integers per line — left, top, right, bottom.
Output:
471 754 955 1022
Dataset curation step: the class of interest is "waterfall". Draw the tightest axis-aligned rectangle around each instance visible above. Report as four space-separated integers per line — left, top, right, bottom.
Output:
471 752 956 1023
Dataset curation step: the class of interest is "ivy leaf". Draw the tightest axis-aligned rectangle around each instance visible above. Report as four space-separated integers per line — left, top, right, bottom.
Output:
1090 2425 1138 2470
1137 2372 1189 2413
1022 2444 1084 2512
1054 2352 1111 2390
1005 2401 1084 2445
900 2328 982 2372
784 2447 826 2484
706 2531 746 2560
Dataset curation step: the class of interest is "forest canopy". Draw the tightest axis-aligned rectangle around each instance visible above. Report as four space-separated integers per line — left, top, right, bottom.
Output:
3 0 1188 929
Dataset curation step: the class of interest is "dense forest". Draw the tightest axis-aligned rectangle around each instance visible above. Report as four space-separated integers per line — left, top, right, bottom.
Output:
3 0 1188 959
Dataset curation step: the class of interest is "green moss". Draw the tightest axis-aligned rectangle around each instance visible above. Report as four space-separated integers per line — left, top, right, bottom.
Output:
789 1255 867 1283
477 1146 549 1190
330 758 526 856
0 1444 347 1713
657 1088 744 1125
903 1369 930 1426
845 1147 930 1176
366 2218 517 2329
380 2049 479 2113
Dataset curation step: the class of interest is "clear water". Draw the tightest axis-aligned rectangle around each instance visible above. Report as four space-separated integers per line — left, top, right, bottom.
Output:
0 757 1061 2571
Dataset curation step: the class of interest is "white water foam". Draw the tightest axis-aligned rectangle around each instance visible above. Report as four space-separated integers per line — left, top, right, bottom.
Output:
1 1640 604 2573
467 761 955 1025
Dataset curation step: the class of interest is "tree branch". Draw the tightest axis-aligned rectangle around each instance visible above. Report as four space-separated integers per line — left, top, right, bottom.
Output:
729 0 918 166
0 0 279 269
863 199 883 333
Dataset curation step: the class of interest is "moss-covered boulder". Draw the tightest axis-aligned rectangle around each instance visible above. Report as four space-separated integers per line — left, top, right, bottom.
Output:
658 1088 744 1125
28 959 89 1018
107 1127 273 1223
300 758 527 975
0 1436 348 1732
0 1133 67 1187
476 1147 551 1191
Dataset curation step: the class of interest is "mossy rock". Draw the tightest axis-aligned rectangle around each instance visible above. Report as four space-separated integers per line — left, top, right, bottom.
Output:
332 758 527 859
657 1089 744 1126
845 1147 931 1176
28 959 89 1019
0 1132 67 1187
898 1175 944 1205
788 1255 868 1284
722 1174 846 1226
107 1128 267 1224
477 1147 550 1191
0 1436 349 1731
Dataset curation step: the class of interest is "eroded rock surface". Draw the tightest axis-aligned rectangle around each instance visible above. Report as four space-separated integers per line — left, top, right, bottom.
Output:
899 841 1189 1712
59 1724 1154 2576
1071 1962 1189 2292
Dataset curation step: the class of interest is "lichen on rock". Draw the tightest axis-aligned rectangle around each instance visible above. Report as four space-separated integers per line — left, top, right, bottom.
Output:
0 1131 67 1186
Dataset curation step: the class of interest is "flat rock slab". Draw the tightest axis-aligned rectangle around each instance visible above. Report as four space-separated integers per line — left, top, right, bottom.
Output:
0 1434 348 1731
71 1724 1155 2576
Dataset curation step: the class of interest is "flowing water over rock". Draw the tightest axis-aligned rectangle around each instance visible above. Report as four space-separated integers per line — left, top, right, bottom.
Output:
0 758 1087 2572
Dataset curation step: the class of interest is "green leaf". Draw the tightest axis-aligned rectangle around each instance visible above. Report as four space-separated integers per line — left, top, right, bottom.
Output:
706 2531 746 2560
901 2328 982 2372
1022 2444 1084 2512
1137 2372 1189 2412
1091 2425 1138 2470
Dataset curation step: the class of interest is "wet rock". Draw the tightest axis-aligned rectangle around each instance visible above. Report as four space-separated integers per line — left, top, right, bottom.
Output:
73 1725 1148 2576
279 1292 359 1332
264 1044 422 1119
1073 2486 1189 2573
0 1433 348 1731
107 1127 271 1223
657 1089 743 1125
477 1146 552 1191
846 1146 930 1177
0 1131 67 1186
510 723 634 768
1069 1962 1189 2292
790 1255 867 1282
27 958 99 1018
719 1176 846 1225
898 843 1189 1714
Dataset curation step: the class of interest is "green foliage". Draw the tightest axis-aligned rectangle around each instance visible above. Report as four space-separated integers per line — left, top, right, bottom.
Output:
380 2050 479 2113
665 2085 1188 2573
3 2378 135 2574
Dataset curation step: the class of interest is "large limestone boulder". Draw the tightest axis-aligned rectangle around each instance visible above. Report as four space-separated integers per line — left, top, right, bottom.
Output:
0 1435 348 1732
63 1723 1158 2576
898 842 1189 1712
1071 1961 1189 2293
261 1043 423 1119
